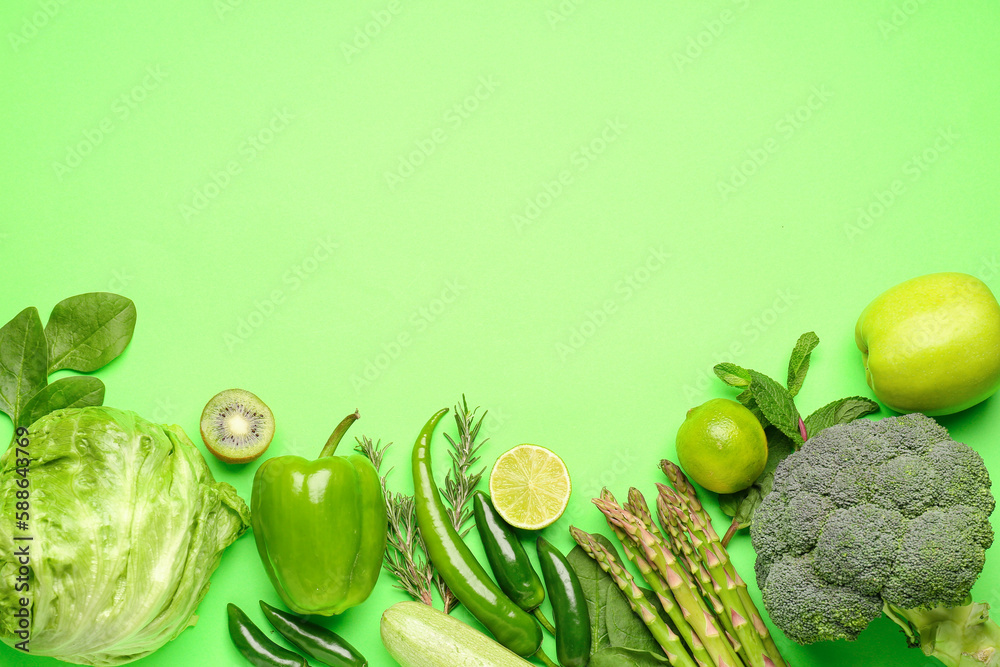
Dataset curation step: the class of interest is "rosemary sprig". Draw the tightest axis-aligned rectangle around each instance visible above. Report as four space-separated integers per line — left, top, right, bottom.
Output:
440 395 488 538
354 436 436 606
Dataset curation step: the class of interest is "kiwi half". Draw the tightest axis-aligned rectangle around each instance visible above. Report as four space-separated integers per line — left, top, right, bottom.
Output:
200 388 275 464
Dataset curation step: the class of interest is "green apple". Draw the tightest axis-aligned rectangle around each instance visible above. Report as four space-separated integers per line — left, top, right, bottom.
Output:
855 272 1000 415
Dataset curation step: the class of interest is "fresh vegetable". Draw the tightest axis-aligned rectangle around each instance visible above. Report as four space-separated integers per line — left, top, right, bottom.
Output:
537 536 591 667
201 388 275 463
751 413 998 665
856 272 1000 415
228 603 307 667
381 601 534 667
1 293 135 428
0 406 250 665
675 398 767 494
712 331 879 543
566 533 673 665
412 408 543 657
252 410 386 615
489 443 571 530
570 466 788 667
355 396 490 613
259 600 367 667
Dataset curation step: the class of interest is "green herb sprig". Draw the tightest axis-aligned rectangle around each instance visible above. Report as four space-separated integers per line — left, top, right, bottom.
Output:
713 332 878 545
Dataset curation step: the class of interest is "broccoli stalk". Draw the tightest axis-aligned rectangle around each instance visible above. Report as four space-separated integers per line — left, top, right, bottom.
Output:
884 600 1000 667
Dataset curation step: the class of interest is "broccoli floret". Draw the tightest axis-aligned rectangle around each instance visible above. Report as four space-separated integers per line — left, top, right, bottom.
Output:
761 553 883 644
752 413 998 666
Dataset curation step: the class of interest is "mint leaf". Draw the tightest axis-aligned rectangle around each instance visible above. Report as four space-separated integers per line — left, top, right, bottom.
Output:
748 370 802 445
736 388 769 429
714 362 751 388
786 332 819 398
803 396 879 438
719 428 794 526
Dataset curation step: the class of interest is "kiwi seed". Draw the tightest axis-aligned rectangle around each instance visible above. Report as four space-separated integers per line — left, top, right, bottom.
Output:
200 388 275 464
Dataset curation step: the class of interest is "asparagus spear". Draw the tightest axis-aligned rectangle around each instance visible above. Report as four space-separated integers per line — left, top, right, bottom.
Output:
658 465 788 667
570 527 700 667
596 500 745 667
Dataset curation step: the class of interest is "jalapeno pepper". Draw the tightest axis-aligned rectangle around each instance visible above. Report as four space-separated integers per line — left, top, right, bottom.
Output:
259 600 367 667
473 491 556 635
227 603 307 667
412 408 542 658
537 537 591 667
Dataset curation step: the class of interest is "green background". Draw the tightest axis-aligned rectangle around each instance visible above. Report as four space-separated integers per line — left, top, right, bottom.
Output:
3 1 1000 665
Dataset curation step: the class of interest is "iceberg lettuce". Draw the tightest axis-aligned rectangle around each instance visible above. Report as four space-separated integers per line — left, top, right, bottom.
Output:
0 406 250 665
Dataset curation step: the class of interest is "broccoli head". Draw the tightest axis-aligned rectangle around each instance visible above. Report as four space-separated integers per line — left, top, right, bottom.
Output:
751 413 998 665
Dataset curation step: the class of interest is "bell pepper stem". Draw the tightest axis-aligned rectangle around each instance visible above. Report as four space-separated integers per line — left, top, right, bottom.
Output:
532 608 556 635
319 410 360 458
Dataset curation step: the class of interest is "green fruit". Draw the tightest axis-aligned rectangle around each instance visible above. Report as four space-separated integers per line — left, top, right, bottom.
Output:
675 398 768 494
855 272 1000 416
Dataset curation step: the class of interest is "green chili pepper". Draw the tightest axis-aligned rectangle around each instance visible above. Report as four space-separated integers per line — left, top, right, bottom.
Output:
412 408 543 658
537 537 592 667
227 603 307 667
473 491 556 635
259 600 367 667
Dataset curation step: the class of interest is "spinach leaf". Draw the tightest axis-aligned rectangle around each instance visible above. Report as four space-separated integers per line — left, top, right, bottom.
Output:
45 293 136 373
589 647 670 666
0 307 48 423
605 584 663 655
17 376 106 429
567 534 619 654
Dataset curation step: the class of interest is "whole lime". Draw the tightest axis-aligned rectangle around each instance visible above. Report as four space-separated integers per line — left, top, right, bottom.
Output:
675 398 768 494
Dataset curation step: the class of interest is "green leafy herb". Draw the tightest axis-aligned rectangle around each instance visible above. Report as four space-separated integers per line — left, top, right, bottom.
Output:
440 395 488 538
713 332 879 544
0 307 48 423
45 292 136 373
17 376 106 429
588 647 670 666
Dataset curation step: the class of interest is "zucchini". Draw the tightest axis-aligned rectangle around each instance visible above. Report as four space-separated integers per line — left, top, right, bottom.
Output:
380 601 534 667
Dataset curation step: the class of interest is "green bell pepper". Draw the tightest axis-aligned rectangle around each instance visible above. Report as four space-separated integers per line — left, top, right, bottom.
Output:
251 411 386 616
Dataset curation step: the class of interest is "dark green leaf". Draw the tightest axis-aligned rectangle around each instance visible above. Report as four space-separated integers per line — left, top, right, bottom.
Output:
717 428 794 529
737 388 769 429
714 362 751 388
803 396 879 439
16 376 106 429
786 332 820 398
0 307 48 423
589 647 670 666
748 370 802 445
45 293 136 373
605 585 664 655
567 534 621 655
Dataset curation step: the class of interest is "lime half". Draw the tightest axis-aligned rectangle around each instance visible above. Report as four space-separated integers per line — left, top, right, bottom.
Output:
488 444 571 530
